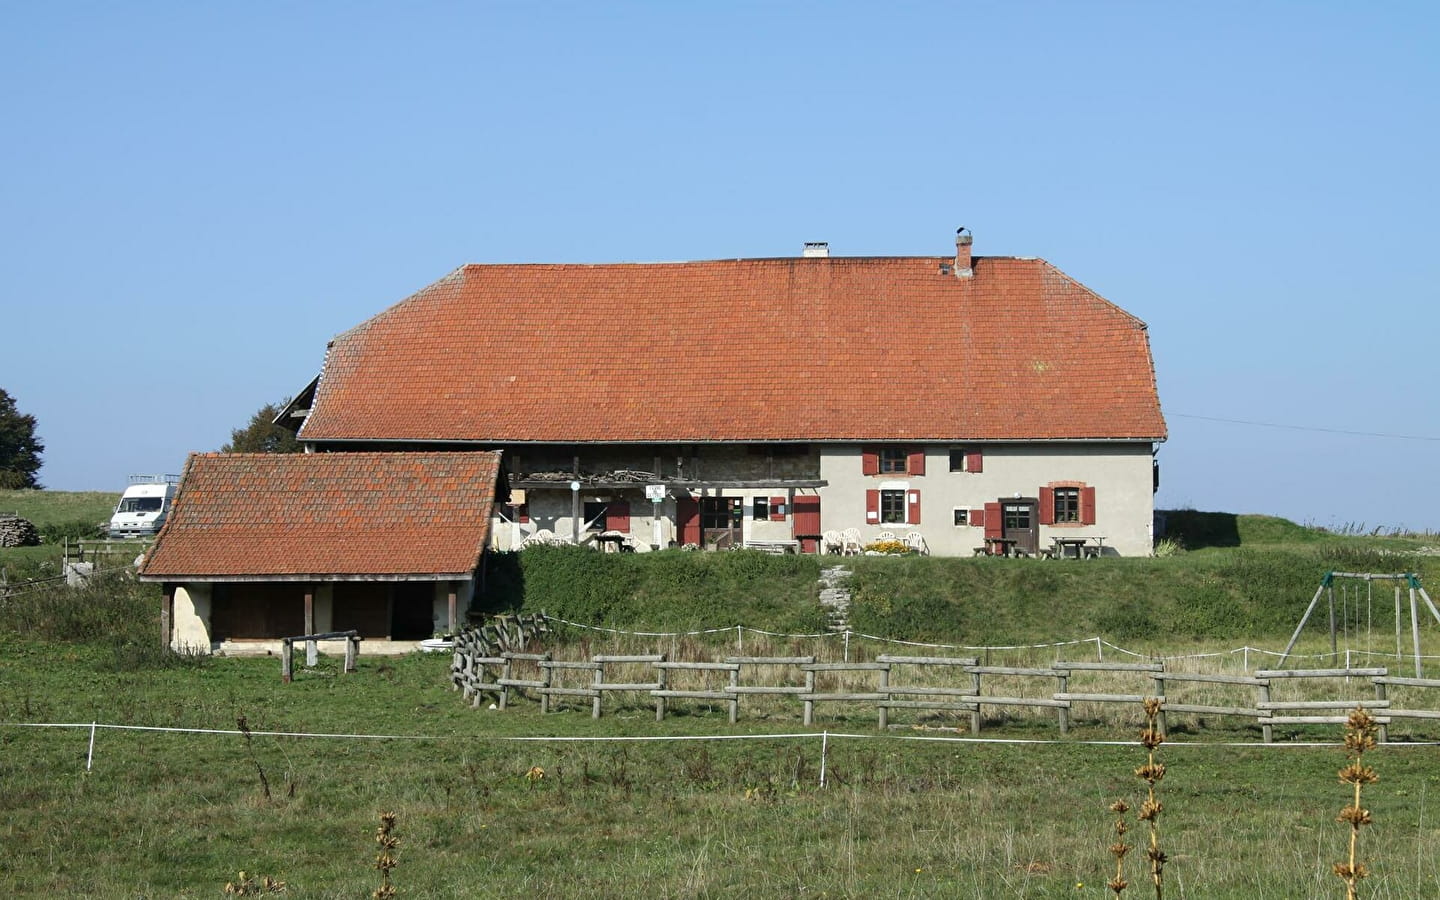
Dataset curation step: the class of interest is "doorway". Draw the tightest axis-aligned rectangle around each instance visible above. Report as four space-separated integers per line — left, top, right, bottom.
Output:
1001 499 1039 556
700 497 743 549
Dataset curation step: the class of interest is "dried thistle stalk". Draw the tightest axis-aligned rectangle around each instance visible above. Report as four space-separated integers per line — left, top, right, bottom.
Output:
1135 697 1166 899
1107 798 1131 895
373 811 400 900
1334 707 1379 900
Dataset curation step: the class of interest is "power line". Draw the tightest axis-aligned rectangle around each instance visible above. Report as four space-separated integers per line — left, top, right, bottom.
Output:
1172 413 1440 442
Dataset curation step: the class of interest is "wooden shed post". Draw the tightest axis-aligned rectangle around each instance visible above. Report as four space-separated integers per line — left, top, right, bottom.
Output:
303 586 317 667
447 583 458 634
161 583 175 651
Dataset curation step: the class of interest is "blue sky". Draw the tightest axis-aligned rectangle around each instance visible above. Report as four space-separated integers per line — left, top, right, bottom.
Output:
3 1 1437 531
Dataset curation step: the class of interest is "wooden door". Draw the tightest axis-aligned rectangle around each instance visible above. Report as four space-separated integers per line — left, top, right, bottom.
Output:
1001 499 1039 555
792 495 821 553
676 498 700 546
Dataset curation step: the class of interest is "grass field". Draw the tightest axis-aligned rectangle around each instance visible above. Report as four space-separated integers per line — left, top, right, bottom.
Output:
3 495 1440 896
4 643 1440 898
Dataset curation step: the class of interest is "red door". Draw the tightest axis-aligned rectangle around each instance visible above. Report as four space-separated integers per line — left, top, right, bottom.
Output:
792 495 821 553
675 498 700 546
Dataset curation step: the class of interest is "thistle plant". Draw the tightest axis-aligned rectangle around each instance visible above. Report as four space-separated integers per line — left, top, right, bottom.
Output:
1106 799 1131 895
223 871 287 894
1334 707 1379 899
373 811 400 900
1135 698 1167 899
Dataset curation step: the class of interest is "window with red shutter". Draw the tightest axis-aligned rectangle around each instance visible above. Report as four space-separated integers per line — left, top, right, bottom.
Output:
1081 487 1097 525
983 502 1003 539
907 451 926 476
906 490 921 525
769 496 786 522
861 449 880 476
967 448 984 473
865 490 881 524
1038 487 1055 525
606 501 631 532
970 508 986 528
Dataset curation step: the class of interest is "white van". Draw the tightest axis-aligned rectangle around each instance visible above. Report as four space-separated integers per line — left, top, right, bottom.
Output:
108 474 180 539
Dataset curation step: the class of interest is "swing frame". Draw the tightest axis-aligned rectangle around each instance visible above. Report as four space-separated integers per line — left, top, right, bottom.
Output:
1277 572 1440 676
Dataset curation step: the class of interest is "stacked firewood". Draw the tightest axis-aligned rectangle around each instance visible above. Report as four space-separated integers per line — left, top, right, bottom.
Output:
0 515 40 547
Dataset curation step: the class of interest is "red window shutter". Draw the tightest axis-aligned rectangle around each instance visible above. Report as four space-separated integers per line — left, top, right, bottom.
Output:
907 490 921 525
984 502 1003 539
865 490 881 523
861 449 879 476
769 496 786 522
971 508 986 528
907 450 926 476
1081 487 1097 526
606 501 631 532
967 448 984 473
1038 487 1055 525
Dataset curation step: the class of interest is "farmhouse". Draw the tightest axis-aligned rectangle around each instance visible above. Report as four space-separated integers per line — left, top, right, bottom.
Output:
139 451 502 651
283 231 1165 559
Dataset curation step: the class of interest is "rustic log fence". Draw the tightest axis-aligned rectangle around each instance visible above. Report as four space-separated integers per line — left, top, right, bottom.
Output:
451 638 1440 741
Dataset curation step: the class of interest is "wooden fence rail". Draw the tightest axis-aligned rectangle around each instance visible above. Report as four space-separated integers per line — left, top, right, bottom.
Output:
449 639 1440 741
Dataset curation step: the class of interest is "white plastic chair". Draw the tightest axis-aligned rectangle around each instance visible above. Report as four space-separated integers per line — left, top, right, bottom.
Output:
841 527 863 556
904 531 928 555
822 530 844 555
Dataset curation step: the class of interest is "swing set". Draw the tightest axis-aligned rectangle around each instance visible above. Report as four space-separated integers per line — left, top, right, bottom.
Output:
1277 572 1440 676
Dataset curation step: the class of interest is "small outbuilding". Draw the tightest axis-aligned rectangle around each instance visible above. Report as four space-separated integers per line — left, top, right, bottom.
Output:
139 450 502 653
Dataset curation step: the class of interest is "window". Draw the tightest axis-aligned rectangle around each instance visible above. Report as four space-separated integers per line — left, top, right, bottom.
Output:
867 488 921 525
117 497 163 513
953 508 969 526
879 448 908 474
1053 487 1080 524
752 497 770 520
880 489 906 524
862 447 926 476
1003 503 1032 531
1039 484 1096 526
949 447 983 473
582 501 608 530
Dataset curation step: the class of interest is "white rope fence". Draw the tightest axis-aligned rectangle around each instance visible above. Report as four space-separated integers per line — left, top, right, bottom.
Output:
11 721 1438 787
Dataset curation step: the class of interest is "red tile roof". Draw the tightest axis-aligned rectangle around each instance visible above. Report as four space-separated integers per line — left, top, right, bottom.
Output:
299 255 1165 443
139 451 499 580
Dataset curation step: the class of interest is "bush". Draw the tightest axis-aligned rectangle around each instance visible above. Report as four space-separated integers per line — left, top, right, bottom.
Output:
39 518 106 543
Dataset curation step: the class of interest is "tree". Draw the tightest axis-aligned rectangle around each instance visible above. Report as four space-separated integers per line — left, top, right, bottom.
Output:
0 389 44 489
222 400 303 454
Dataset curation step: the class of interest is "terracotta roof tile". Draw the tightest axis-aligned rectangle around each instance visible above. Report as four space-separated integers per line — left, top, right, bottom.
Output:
299 255 1165 443
139 451 499 580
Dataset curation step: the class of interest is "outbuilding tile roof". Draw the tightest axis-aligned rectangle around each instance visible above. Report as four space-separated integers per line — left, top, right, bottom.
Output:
299 254 1165 444
139 451 499 580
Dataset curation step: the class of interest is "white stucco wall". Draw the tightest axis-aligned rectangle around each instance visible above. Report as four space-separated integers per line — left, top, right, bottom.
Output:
171 583 212 651
819 443 1156 557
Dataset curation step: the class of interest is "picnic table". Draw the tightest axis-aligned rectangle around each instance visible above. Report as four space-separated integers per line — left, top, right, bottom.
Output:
1047 536 1105 559
978 537 1019 557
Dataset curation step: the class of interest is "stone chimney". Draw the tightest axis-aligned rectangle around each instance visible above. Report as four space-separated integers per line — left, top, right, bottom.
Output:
802 241 829 258
954 228 973 278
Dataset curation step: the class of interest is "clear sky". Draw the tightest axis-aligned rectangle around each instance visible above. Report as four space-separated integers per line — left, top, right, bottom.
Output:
3 2 1437 531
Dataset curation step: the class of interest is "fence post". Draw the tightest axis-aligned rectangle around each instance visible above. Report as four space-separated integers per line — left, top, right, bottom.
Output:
819 731 829 788
843 630 851 662
86 721 98 772
736 625 743 653
282 638 294 683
